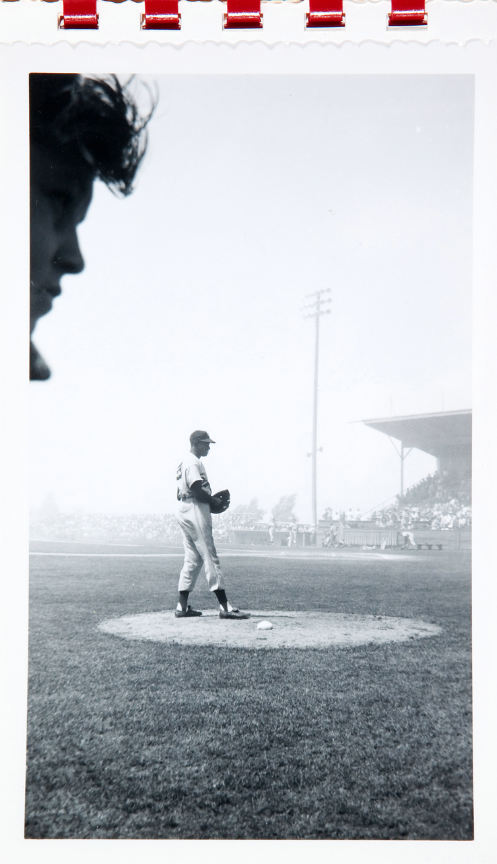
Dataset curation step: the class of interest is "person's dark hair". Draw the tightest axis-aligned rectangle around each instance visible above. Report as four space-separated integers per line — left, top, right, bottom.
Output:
30 73 154 195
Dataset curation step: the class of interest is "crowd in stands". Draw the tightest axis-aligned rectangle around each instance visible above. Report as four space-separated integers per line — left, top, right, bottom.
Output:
30 509 318 547
31 471 470 545
322 507 364 524
322 471 471 531
398 470 471 508
374 470 471 530
31 511 183 544
370 501 471 530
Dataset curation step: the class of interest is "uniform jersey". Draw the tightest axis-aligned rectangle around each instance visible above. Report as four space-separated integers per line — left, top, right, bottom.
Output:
176 452 212 500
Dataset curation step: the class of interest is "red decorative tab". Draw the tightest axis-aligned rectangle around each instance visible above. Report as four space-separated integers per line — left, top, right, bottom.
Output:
388 0 427 26
59 0 99 29
141 0 181 29
224 0 263 29
306 0 345 28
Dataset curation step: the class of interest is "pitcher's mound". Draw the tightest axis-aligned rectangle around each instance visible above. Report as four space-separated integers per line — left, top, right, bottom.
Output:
98 610 441 650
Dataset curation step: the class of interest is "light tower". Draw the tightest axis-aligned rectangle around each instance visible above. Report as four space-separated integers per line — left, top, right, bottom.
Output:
304 289 331 532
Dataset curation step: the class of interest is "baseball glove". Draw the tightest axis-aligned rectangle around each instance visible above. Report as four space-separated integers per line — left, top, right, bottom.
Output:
210 489 230 514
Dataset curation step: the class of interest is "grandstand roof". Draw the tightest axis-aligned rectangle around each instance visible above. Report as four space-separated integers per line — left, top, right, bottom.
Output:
362 410 471 458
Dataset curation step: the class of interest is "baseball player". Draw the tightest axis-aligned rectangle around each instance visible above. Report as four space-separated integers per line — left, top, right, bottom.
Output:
400 511 418 549
175 430 250 620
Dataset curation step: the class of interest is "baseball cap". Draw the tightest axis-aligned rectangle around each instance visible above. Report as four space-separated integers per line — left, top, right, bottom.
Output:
190 430 216 444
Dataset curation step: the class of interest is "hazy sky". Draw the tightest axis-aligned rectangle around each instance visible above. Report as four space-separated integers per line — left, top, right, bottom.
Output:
30 74 473 521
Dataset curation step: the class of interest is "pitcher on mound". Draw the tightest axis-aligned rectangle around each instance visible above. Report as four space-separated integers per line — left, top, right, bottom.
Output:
174 430 250 620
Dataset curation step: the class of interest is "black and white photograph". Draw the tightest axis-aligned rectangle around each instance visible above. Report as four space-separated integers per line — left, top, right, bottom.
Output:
23 67 475 842
4 41 496 856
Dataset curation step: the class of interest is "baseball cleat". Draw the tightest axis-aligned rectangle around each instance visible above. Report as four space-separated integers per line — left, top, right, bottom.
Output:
175 605 202 618
219 608 250 620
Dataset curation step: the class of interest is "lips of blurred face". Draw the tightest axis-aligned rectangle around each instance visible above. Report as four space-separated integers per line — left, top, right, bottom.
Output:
30 282 61 326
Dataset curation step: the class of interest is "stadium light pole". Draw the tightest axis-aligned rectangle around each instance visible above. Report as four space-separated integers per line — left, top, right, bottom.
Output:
401 442 405 499
304 289 331 534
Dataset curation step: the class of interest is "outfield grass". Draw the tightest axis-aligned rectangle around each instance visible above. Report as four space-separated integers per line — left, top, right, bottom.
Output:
25 546 472 839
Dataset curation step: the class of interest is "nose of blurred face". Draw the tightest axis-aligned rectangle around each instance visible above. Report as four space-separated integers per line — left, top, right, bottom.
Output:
55 226 85 276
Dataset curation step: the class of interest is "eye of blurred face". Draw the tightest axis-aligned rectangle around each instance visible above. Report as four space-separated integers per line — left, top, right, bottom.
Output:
47 189 76 224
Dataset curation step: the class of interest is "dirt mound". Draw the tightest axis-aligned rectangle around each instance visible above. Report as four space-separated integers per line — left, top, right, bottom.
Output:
98 609 441 650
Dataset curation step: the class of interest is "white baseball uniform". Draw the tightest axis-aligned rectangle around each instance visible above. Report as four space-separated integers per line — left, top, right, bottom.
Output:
175 452 224 593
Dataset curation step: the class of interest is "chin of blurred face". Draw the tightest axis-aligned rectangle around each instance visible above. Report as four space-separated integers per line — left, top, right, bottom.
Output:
30 146 94 380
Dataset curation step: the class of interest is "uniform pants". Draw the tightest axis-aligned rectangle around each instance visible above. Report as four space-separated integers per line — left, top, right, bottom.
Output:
176 500 224 592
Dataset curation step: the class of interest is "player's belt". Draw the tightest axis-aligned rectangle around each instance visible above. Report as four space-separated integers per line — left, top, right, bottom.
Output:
177 492 193 501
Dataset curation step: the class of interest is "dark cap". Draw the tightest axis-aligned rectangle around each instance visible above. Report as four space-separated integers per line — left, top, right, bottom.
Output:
190 430 216 445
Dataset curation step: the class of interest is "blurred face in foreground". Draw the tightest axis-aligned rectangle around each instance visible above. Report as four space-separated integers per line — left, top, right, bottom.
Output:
30 146 94 380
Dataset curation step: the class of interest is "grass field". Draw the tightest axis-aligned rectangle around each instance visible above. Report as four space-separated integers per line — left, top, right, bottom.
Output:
25 544 473 840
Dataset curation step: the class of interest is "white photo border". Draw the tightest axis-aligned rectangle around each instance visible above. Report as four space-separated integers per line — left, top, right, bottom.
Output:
1 39 496 864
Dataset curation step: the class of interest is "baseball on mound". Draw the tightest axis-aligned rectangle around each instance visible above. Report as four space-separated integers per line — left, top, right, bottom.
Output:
257 620 273 631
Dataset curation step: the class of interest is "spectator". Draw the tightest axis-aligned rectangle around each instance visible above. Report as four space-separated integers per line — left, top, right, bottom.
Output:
30 74 153 379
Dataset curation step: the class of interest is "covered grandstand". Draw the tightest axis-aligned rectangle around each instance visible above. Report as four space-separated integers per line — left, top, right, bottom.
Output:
362 409 471 497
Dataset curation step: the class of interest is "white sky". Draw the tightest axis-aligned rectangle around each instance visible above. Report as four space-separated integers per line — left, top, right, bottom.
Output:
29 74 473 521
